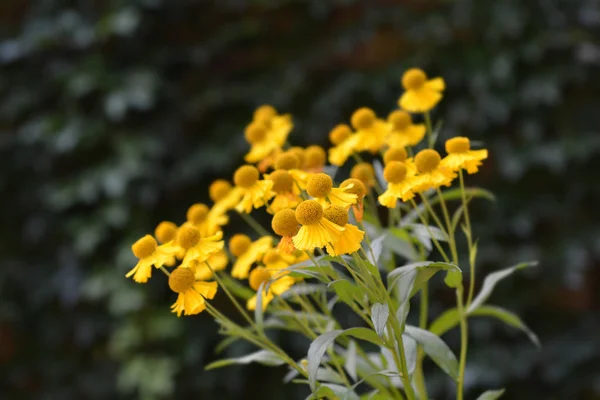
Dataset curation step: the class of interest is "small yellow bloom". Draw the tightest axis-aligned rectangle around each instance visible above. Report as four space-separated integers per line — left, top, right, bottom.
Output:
378 161 416 208
351 108 389 154
264 170 301 213
341 178 367 222
159 223 224 268
292 200 344 251
169 267 217 317
186 203 228 237
274 152 300 171
306 173 357 209
383 147 408 165
323 205 364 256
244 105 292 168
409 149 455 193
246 266 296 311
350 162 376 188
155 221 178 244
191 250 229 281
271 208 300 254
233 165 275 214
328 124 360 167
385 110 426 148
253 105 293 147
287 146 305 167
230 235 273 279
441 137 488 174
126 235 174 283
303 145 327 173
209 179 233 203
398 68 445 113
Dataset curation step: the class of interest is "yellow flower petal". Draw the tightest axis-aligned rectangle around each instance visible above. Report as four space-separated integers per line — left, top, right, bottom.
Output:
326 224 364 256
231 236 273 279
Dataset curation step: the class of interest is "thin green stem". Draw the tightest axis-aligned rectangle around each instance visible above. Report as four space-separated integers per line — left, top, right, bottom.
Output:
414 282 429 399
207 262 256 328
238 211 270 237
456 287 468 400
389 317 416 400
424 111 434 148
460 170 476 308
436 188 458 264
409 199 450 263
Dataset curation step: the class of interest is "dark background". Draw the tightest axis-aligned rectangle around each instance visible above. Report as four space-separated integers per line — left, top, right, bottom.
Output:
1 0 600 399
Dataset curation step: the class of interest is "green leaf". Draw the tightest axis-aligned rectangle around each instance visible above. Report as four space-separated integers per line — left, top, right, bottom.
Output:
219 272 255 300
468 261 537 313
204 350 284 370
307 383 360 400
408 223 447 252
475 389 506 400
370 303 389 337
404 325 459 380
471 306 540 348
383 228 418 261
279 283 326 299
344 340 358 381
429 306 540 347
367 234 386 265
307 328 383 391
387 261 461 302
254 282 265 330
329 279 364 307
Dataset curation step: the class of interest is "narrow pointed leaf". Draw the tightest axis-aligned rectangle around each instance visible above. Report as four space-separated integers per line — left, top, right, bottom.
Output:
476 389 506 400
370 303 389 337
205 350 284 370
404 325 459 380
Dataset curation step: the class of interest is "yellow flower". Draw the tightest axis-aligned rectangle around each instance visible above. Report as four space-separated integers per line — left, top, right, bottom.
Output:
244 121 278 164
246 266 296 311
253 105 293 148
378 161 416 208
383 147 408 165
340 178 366 222
126 235 174 283
409 149 456 193
154 221 178 267
168 267 217 317
264 170 301 213
292 200 344 251
271 208 301 254
233 165 275 213
350 162 376 188
398 68 445 113
385 110 426 148
244 106 292 169
306 173 357 209
441 136 488 174
351 108 389 154
274 152 300 171
323 205 365 256
328 124 360 167
230 235 273 279
186 203 228 237
209 179 233 203
191 250 229 281
159 223 224 268
303 145 327 173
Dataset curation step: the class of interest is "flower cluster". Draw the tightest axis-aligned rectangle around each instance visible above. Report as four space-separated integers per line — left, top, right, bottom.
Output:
124 68 531 400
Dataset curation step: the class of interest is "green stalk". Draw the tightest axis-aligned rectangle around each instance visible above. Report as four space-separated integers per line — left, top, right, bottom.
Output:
455 287 468 400
237 210 270 237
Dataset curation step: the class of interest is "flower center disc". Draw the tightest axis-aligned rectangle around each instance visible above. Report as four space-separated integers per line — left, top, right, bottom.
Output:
155 222 177 244
384 147 408 164
169 267 195 293
351 107 376 130
341 178 366 198
275 153 299 170
234 165 259 188
270 170 294 194
446 137 471 154
187 203 209 225
329 124 351 145
249 267 272 291
132 235 157 259
323 205 348 226
415 149 441 173
177 224 201 249
229 234 252 257
350 163 374 186
295 200 324 226
209 179 232 202
253 105 277 123
388 110 412 130
244 123 267 144
402 68 427 90
303 146 326 170
272 209 300 237
262 249 281 265
383 161 408 184
307 173 333 198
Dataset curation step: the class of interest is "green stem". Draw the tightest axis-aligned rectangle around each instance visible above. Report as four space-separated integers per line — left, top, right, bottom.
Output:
460 170 476 308
456 287 468 400
424 112 434 148
409 199 450 263
237 211 270 237
414 282 429 400
389 317 416 400
435 188 458 264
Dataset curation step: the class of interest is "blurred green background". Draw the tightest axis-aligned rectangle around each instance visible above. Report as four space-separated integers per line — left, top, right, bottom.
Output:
1 0 599 399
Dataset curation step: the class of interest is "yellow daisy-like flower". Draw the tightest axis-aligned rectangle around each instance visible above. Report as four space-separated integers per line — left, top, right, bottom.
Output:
340 178 367 222
350 162 376 188
264 170 301 213
244 121 278 164
233 165 275 214
441 136 488 174
385 110 426 148
274 152 300 171
292 200 344 251
159 223 224 268
398 68 445 113
383 147 408 165
378 161 416 208
154 221 179 267
271 208 301 254
186 203 228 237
409 149 456 193
253 105 293 148
126 235 174 283
351 108 389 154
244 106 292 170
209 179 233 203
230 235 273 279
328 124 360 167
191 250 229 281
303 145 327 173
306 173 357 209
168 267 218 317
323 205 365 256
246 266 296 311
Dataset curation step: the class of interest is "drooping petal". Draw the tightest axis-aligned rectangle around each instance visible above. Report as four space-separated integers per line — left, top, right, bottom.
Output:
231 236 273 279
125 258 154 283
326 224 365 256
327 187 358 209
